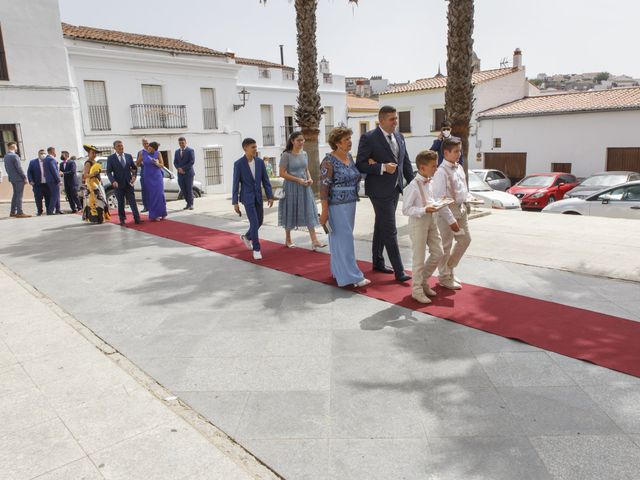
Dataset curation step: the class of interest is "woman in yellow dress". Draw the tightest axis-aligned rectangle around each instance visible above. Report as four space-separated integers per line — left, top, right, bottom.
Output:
82 144 110 224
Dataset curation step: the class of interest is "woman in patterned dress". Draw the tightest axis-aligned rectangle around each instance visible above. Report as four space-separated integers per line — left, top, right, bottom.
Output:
81 144 110 224
319 128 370 288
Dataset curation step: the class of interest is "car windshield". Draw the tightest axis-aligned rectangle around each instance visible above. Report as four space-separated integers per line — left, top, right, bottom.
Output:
468 171 492 191
580 174 628 187
518 176 554 187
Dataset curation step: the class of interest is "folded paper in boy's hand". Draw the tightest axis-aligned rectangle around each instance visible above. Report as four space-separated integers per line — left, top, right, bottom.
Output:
452 228 466 236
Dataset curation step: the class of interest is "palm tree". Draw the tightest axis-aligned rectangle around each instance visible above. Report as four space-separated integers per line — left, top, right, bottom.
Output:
444 0 474 178
260 0 358 192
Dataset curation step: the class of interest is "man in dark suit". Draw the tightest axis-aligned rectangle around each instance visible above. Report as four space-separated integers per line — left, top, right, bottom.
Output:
232 138 274 260
59 150 81 212
27 149 59 215
173 136 196 210
106 140 142 226
356 105 414 282
45 147 63 214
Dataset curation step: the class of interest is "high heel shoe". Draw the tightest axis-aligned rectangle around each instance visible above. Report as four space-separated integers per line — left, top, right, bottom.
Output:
286 243 297 249
312 242 327 252
353 278 371 288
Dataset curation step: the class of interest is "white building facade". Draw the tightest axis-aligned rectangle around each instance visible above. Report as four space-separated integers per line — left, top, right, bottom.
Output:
0 0 347 195
346 95 379 151
477 88 640 179
377 50 534 166
0 0 81 167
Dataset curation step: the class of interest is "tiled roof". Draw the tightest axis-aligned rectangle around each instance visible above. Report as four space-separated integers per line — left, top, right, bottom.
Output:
62 22 229 57
235 57 294 70
347 95 379 111
381 68 518 95
478 87 640 119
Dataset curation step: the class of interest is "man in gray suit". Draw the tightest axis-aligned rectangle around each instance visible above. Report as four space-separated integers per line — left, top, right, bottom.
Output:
3 141 31 218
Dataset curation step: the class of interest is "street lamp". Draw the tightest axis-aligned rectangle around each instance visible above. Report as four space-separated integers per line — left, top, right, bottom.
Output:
233 88 250 111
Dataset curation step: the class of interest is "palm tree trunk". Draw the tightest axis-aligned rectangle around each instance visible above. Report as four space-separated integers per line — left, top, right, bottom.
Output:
444 0 474 179
295 0 322 194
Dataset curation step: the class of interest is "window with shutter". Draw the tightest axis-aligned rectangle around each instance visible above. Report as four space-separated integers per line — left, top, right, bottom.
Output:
399 111 411 134
84 81 111 131
201 88 218 129
433 108 446 131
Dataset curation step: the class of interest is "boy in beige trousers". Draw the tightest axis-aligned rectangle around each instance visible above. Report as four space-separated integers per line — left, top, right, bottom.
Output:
402 150 444 304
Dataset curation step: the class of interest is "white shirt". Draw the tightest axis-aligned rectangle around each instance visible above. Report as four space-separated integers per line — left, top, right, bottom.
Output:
402 174 436 218
248 158 256 178
377 126 398 174
38 158 46 183
432 160 469 225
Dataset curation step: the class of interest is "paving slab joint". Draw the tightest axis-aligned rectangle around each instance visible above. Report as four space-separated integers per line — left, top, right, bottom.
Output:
0 260 285 480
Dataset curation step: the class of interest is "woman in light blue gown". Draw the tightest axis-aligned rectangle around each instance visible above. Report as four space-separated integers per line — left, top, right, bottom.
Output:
319 128 370 288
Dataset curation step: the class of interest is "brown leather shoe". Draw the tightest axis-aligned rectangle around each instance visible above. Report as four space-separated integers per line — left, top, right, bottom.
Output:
10 213 17 217
15 213 32 218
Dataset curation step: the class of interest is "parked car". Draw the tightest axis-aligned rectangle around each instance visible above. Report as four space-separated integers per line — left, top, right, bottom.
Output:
472 169 512 191
507 173 579 210
468 171 521 209
542 180 640 219
76 156 204 209
564 171 640 199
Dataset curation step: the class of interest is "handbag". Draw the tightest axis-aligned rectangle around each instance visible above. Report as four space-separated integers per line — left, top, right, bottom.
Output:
274 188 285 199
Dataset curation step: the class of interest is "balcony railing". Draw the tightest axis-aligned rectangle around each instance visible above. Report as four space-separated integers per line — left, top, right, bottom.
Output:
280 125 297 144
325 124 334 143
203 108 218 129
283 70 295 81
323 73 333 84
87 105 111 131
262 126 275 146
130 104 187 129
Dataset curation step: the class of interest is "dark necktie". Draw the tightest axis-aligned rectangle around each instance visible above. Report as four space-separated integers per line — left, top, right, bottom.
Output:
119 155 125 167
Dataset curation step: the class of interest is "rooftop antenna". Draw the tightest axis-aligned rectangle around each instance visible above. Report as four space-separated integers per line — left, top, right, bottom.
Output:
499 57 511 68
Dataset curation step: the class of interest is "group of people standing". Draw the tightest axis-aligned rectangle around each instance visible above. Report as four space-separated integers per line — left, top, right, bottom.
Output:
2 136 196 225
232 106 473 303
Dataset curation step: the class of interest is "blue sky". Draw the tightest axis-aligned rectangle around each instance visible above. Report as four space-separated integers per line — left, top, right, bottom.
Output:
58 0 640 81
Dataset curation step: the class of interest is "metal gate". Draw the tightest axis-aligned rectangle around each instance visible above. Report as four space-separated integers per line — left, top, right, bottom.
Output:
484 152 527 183
607 148 640 173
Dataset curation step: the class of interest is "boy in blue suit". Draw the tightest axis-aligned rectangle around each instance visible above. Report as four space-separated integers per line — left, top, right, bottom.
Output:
232 138 274 260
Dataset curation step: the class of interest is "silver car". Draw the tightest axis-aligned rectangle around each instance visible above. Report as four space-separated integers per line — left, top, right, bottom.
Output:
542 180 640 219
472 169 512 191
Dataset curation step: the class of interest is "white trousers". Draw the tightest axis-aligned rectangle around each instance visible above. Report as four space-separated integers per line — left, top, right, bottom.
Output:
409 214 444 294
436 204 471 280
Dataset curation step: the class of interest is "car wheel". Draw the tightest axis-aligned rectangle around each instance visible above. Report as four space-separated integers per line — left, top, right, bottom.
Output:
106 190 118 210
193 189 202 198
547 196 556 204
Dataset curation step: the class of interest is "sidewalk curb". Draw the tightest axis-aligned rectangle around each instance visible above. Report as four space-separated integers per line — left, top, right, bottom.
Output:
0 262 284 480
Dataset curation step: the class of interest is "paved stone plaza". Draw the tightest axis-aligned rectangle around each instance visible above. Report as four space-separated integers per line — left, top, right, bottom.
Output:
1 199 640 479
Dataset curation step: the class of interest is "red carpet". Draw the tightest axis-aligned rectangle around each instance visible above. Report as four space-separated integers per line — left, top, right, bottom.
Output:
115 215 640 378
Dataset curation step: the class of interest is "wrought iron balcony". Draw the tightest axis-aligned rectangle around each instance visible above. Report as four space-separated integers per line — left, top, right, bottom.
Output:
280 125 297 143
130 104 187 129
262 126 275 146
87 105 111 131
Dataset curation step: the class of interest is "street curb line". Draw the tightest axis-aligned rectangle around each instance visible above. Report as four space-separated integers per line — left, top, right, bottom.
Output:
0 262 284 480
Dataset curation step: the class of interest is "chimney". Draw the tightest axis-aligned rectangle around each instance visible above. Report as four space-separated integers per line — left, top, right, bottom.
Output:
513 48 522 69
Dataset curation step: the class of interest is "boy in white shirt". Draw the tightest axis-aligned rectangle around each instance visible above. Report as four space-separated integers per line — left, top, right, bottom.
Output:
431 137 472 290
402 150 444 304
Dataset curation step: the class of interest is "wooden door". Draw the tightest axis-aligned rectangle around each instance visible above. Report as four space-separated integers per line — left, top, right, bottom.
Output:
607 148 640 173
484 152 527 184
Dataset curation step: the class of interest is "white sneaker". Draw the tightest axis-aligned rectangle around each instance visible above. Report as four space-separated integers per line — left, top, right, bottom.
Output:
240 235 252 250
412 291 432 304
439 278 461 290
423 286 437 297
252 250 262 260
353 278 371 288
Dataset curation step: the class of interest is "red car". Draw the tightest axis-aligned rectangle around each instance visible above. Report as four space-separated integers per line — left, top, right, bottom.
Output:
507 173 579 210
